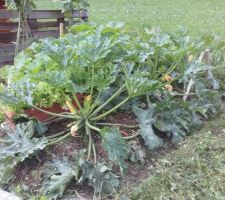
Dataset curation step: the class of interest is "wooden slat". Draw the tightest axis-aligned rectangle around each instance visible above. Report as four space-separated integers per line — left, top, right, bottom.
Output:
29 10 88 19
0 10 18 19
0 43 16 55
29 10 63 19
0 54 14 63
32 30 59 39
0 22 17 31
0 30 59 43
0 21 59 30
0 9 88 20
0 32 16 43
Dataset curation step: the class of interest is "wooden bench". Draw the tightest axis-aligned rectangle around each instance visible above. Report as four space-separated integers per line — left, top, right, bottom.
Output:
0 9 88 67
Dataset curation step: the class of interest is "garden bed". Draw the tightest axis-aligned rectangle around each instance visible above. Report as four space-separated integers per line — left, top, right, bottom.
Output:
0 22 224 199
8 112 179 199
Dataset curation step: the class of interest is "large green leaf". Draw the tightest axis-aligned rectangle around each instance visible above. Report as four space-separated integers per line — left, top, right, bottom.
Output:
133 106 163 149
125 74 162 98
78 161 120 195
41 157 78 200
0 123 48 185
100 127 128 175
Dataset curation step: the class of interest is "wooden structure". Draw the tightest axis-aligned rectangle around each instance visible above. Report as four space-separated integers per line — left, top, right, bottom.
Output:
0 9 88 66
0 0 5 9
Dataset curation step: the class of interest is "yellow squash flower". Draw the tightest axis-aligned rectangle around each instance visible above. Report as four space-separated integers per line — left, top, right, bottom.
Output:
161 75 172 82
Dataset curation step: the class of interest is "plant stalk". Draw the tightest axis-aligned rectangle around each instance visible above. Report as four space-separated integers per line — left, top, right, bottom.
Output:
95 122 139 128
92 97 130 121
31 105 80 119
72 94 83 112
86 120 101 132
90 84 126 117
47 132 71 146
85 122 92 160
46 129 70 139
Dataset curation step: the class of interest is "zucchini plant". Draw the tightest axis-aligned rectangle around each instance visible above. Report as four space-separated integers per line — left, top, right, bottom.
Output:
0 23 223 198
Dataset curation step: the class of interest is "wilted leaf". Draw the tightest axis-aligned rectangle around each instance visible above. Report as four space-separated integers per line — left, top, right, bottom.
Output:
128 141 146 164
78 161 119 194
41 157 78 200
133 106 163 149
100 127 128 175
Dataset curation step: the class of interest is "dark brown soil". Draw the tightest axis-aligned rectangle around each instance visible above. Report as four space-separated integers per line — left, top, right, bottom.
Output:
10 112 177 199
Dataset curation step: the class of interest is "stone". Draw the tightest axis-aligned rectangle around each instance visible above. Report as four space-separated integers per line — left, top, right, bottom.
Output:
0 189 22 200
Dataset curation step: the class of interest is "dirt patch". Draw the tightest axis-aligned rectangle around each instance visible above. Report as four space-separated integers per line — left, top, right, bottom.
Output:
9 112 178 199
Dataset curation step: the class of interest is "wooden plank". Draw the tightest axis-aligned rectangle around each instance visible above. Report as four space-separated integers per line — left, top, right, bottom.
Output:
0 9 88 20
0 22 17 31
0 29 59 43
0 43 16 55
0 54 14 63
0 32 16 43
29 10 63 19
29 10 88 19
0 10 18 19
30 21 58 29
0 21 59 30
32 30 59 39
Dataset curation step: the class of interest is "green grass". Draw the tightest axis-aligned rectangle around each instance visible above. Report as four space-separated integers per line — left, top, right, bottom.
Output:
127 108 225 200
36 0 225 35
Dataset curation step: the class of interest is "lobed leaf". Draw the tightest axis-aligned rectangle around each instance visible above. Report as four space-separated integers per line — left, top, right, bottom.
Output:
100 127 128 175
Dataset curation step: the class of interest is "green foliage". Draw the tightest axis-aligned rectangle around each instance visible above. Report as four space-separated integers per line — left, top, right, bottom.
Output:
78 161 120 195
41 151 119 199
0 122 48 186
133 105 163 149
128 141 146 165
41 157 77 200
0 22 224 199
100 127 129 174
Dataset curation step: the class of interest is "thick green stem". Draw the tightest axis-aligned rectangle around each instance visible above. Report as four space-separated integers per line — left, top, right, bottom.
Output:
85 122 92 160
32 105 80 119
92 97 130 121
90 84 126 117
146 94 151 106
46 129 70 139
42 117 64 125
72 94 83 112
92 141 97 164
86 120 101 132
122 131 140 140
95 122 139 128
164 57 182 77
47 132 71 146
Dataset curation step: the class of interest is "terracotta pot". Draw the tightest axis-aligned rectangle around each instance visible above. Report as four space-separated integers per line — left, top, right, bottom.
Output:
24 94 84 122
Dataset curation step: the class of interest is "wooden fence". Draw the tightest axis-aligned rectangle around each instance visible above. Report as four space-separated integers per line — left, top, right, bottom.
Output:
0 9 88 67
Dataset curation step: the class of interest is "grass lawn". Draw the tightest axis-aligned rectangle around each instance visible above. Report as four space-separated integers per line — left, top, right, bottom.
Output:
36 0 225 35
127 106 225 199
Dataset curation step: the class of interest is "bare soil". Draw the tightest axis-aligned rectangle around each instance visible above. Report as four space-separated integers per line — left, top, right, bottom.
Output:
9 112 178 199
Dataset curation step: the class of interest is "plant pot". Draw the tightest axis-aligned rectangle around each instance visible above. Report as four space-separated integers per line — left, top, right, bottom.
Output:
24 94 84 122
